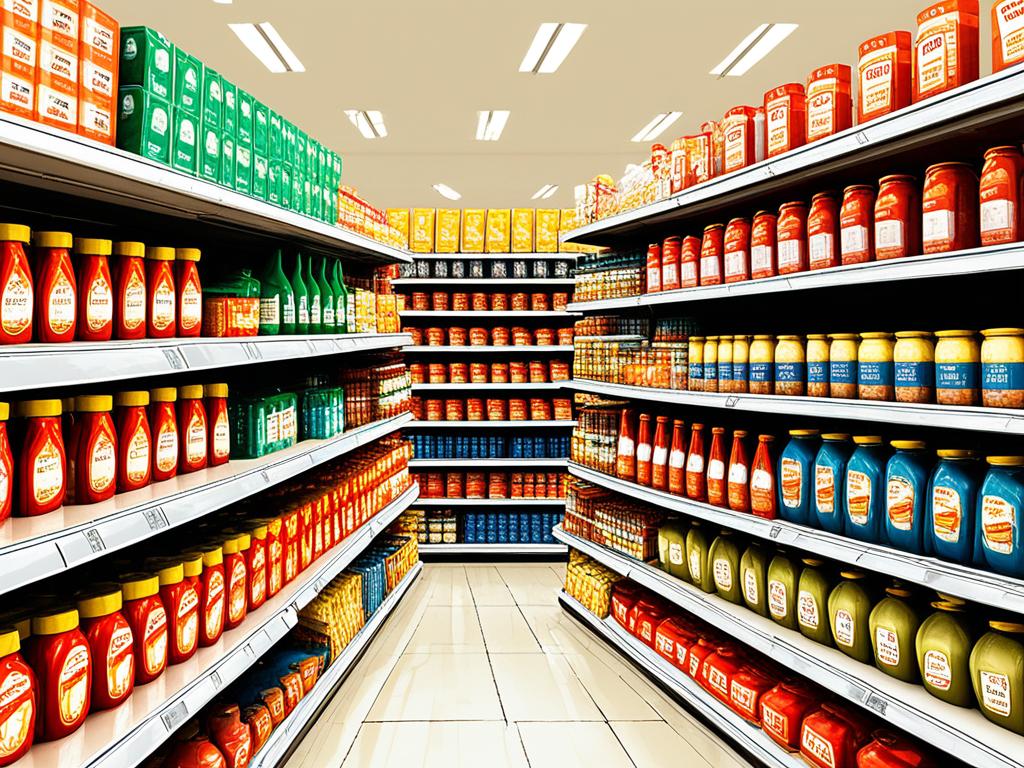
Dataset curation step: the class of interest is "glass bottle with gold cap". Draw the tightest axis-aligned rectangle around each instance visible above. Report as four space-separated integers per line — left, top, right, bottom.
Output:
976 456 1024 578
797 558 834 646
916 597 974 707
970 620 1024 734
869 583 922 682
845 436 888 544
926 449 982 565
884 440 932 554
828 569 876 663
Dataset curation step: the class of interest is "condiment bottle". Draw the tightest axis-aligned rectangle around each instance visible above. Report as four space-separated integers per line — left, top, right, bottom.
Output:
686 521 714 593
926 449 981 565
0 625 35 763
303 252 321 329
706 427 727 507
846 436 889 543
815 434 852 534
709 531 742 604
74 238 113 342
668 419 686 495
874 175 920 260
77 585 134 710
332 260 349 333
699 224 724 286
616 408 636 482
290 253 309 334
222 534 249 631
685 423 706 501
145 246 177 338
175 248 202 337
260 249 293 335
839 185 876 265
155 561 199 666
727 429 750 513
114 391 152 493
27 607 91 741
177 385 208 474
750 434 778 519
740 543 770 617
0 223 33 344
650 415 670 491
247 523 269 612
767 550 799 630
316 257 335 333
69 395 117 505
828 569 876 663
207 703 253 768
645 243 662 293
807 191 839 270
119 573 168 685
885 440 932 554
976 455 1024 577
970 620 1024 734
797 558 833 646
780 429 820 525
111 241 147 340
0 403 12 523
660 237 681 291
635 413 653 486
870 585 922 683
33 231 77 343
198 544 226 647
658 520 689 580
15 399 65 516
679 235 700 288
265 518 284 598
205 383 230 467
149 387 179 481
916 599 973 707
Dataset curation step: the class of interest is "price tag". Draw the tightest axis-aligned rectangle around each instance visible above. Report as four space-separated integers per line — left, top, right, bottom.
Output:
855 131 869 146
864 692 887 716
725 396 738 408
163 348 186 370
161 701 188 732
243 643 255 659
144 507 168 531
211 670 222 689
261 470 271 483
769 526 782 539
84 528 105 553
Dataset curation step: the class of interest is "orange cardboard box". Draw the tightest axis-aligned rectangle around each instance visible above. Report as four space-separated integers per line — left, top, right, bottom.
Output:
77 0 117 143
386 208 410 248
38 0 76 49
535 209 559 252
1 2 38 119
511 208 534 253
410 208 436 253
461 209 485 252
3 0 38 34
435 208 461 253
35 0 78 131
485 209 511 253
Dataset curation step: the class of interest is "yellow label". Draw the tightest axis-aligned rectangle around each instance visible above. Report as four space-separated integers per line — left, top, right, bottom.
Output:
435 209 461 253
461 209 486 253
86 275 112 332
48 269 76 335
535 209 560 253
410 208 436 253
485 209 511 253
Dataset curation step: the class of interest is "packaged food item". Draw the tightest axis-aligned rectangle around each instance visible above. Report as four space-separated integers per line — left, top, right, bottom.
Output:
921 162 979 253
0 1 37 120
750 211 777 280
207 703 252 768
386 209 410 248
685 132 713 186
723 217 750 283
721 106 758 173
198 544 226 647
828 334 859 399
145 246 176 338
410 208 435 253
460 209 486 253
435 208 461 253
535 209 559 252
710 531 742 604
157 559 199 665
511 208 533 252
15 399 65 516
739 543 769 616
222 534 248 630
981 327 1024 408
767 551 798 630
0 625 35 763
27 606 91 741
927 449 981 564
485 209 511 253
68 394 117 504
829 569 876 663
780 430 819 524
806 334 829 398
34 231 77 343
846 436 888 542
0 403 10 523
870 585 922 682
776 201 808 274
717 336 733 394
686 521 713 593
679 235 700 288
668 419 686 495
894 331 935 403
813 434 851 533
979 146 1024 245
749 335 774 395
884 440 932 554
935 330 980 405
635 413 653 486
149 387 178 481
645 243 661 293
774 335 806 396
74 238 113 341
764 83 805 158
916 600 973 706
703 337 719 393
164 730 229 768
806 63 853 142
685 423 706 501
727 430 750 512
856 730 937 767
35 0 79 133
993 0 1024 71
750 435 778 519
177 385 207 474
244 703 273 753
800 703 872 768
0 224 33 345
857 32 913 123
761 680 818 751
913 0 980 102
615 409 636 482
699 224 724 286
797 558 833 646
808 192 839 270
874 175 921 260
858 332 895 401
970 620 1024 734
977 456 1024 577
706 427 726 506
119 573 167 685
77 585 133 711
839 185 876 265
733 335 750 394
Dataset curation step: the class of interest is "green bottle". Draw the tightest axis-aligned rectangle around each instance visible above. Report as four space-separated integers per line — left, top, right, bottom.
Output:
767 550 799 631
709 530 742 605
685 521 713 594
331 260 347 333
828 570 876 663
797 558 834 647
740 544 770 617
869 585 922 683
917 600 973 707
316 257 334 333
260 249 293 336
303 253 321 329
291 253 309 334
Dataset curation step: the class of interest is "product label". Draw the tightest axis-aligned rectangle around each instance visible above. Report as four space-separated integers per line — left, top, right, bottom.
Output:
251 550 267 603
686 452 704 474
981 199 1014 239
777 238 803 271
124 425 150 484
205 571 225 637
983 362 1024 391
89 430 116 493
895 361 934 388
801 725 836 768
310 294 321 325
982 495 1016 555
875 627 900 667
733 362 748 382
775 362 805 383
980 670 1012 717
875 219 905 253
0 458 8 517
860 45 897 116
0 669 33 757
180 281 201 331
830 360 856 385
846 470 872 525
652 445 668 469
282 293 295 325
761 705 787 742
0 261 32 337
668 542 683 566
123 270 146 330
724 249 747 278
886 474 915 531
717 362 732 383
143 606 168 675
213 411 230 459
32 436 63 505
175 586 199 656
58 642 90 726
669 449 685 471
798 590 819 629
635 443 652 465
728 462 748 486
743 570 758 605
688 362 704 382
808 233 834 266
996 0 1024 64
713 558 732 591
751 245 773 274
859 361 894 387
708 458 725 482
936 362 978 390
47 268 75 335
229 559 247 621
151 276 175 331
185 412 206 465
706 665 729 698
655 633 674 658
807 361 827 384
82 273 112 333
922 208 955 249
155 421 178 473
681 260 697 285
815 465 836 514
750 362 772 382
916 24 949 96
766 95 792 156
932 485 962 543
768 579 787 619
834 608 854 647
781 457 802 508
923 649 953 691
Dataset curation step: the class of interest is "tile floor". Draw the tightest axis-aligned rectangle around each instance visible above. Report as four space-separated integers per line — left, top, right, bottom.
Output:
283 562 751 768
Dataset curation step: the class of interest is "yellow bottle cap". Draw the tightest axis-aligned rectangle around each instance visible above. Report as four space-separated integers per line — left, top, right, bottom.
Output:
16 399 61 418
178 384 204 400
828 333 858 340
113 241 145 258
789 429 819 437
0 224 30 243
0 627 19 656
753 334 774 340
777 335 801 341
937 449 977 460
931 601 966 612
936 593 967 605
0 403 7 421
853 436 882 445
807 334 828 340
205 383 229 398
77 585 123 618
250 524 268 540
73 238 112 256
891 440 926 450
822 433 850 441
801 558 825 567
935 329 975 338
987 456 1024 466
860 332 893 339
990 621 1024 633
76 395 113 412
120 573 160 601
115 390 150 407
182 552 204 578
981 328 1024 337
234 532 251 550
175 248 201 262
223 535 241 555
155 562 184 586
705 335 719 342
733 429 748 438
145 246 175 261
150 387 177 403
32 607 79 636
33 231 73 249
201 545 224 567
885 587 913 598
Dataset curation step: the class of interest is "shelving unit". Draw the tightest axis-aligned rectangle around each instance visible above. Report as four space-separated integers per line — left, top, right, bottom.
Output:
416 498 566 507
412 382 569 391
410 458 567 468
420 543 567 555
404 345 574 353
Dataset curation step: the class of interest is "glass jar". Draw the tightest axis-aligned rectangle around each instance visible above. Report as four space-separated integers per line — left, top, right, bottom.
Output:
875 174 920 260
981 327 1024 408
732 335 750 394
718 336 734 394
979 146 1024 245
749 335 774 395
858 332 895 401
703 337 719 393
688 336 705 392
808 191 839 270
839 184 876 265
927 449 982 565
935 330 980 406
829 333 859 399
922 162 979 254
806 334 829 398
774 335 805 396
977 456 1024 578
894 331 935 404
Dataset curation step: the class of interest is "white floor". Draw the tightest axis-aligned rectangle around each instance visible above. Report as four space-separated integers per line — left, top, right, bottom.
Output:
283 562 751 768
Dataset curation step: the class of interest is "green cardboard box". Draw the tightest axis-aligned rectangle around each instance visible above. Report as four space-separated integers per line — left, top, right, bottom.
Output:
237 90 253 147
222 81 237 138
254 102 268 155
269 111 283 160
292 171 302 212
201 67 222 128
172 47 201 116
199 122 220 182
317 143 327 185
283 121 296 167
311 181 322 220
235 143 252 194
171 108 198 174
268 160 281 205
323 185 334 223
308 139 320 184
221 134 235 188
303 178 312 216
295 130 306 175
333 152 342 183
116 86 171 165
281 163 292 208
119 27 173 101
253 153 268 200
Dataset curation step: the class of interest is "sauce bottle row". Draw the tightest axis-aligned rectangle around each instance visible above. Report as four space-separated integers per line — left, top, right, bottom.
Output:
409 359 571 385
406 290 570 312
406 325 574 347
410 396 573 422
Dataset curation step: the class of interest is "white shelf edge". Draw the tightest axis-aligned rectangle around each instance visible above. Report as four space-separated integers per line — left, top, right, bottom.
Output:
420 543 566 554
555 527 1024 768
413 498 566 507
410 458 568 468
407 420 577 428
404 345 574 353
393 278 576 286
412 382 569 391
0 413 413 596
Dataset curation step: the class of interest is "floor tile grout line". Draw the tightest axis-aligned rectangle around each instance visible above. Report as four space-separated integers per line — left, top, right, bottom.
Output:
476 565 512 725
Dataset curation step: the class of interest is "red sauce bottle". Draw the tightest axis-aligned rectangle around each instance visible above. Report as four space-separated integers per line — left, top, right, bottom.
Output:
145 246 177 338
839 185 877 265
651 415 670 491
149 387 179 482
112 241 147 340
74 238 113 342
244 703 273 754
33 231 77 343
0 403 12 524
800 703 873 768
706 427 727 507
119 573 168 685
635 413 653 486
777 201 809 274
77 585 134 711
857 730 935 768
979 145 1024 246
761 680 819 751
679 235 700 289
808 191 840 270
0 625 36 765
69 395 117 505
265 518 284 598
660 237 681 292
724 217 751 283
616 408 636 482
165 731 229 768
114 390 152 493
247 523 268 612
222 534 249 631
875 175 921 261
645 243 662 293
668 419 687 495
205 383 230 467
727 429 751 513
175 248 202 337
751 434 779 519
686 423 707 501
207 703 253 768
700 224 724 286
155 560 199 666
0 224 33 345
27 607 91 741
197 545 226 647
177 385 208 474
15 399 66 517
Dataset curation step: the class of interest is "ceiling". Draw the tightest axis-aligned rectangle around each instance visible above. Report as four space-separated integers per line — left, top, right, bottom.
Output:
102 1 997 210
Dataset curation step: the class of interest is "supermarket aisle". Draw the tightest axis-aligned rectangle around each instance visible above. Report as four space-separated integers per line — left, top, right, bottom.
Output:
283 563 751 768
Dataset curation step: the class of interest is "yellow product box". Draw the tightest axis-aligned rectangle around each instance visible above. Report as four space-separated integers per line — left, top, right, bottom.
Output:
435 208 461 253
511 208 535 252
485 209 512 253
535 209 560 253
461 208 486 253
559 208 579 253
386 209 410 248
410 208 436 253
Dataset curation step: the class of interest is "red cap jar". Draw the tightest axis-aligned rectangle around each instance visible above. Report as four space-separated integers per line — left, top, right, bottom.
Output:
922 162 979 253
77 586 134 711
764 83 806 158
979 145 1024 245
119 573 168 685
0 625 35 762
74 238 114 342
858 33 913 123
808 192 840 270
700 224 724 286
839 185 877 265
777 202 809 274
751 211 778 279
724 217 751 283
0 224 33 345
875 174 921 260
27 607 91 741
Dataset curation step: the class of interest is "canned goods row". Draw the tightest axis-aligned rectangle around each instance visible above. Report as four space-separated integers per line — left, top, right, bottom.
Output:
409 434 570 460
410 397 574 422
415 471 567 500
409 359 571 385
405 258 574 280
462 512 562 545
406 326 574 346
407 291 570 312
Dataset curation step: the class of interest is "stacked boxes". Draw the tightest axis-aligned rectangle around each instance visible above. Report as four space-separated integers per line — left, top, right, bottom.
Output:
36 0 79 132
1 0 39 119
78 1 117 143
384 207 569 253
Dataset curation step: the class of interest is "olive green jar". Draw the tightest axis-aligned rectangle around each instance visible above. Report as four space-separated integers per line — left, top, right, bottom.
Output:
797 558 834 646
970 621 1024 734
686 521 714 594
869 585 922 683
916 600 974 707
658 519 689 581
709 531 743 605
767 550 799 631
740 544 770 617
828 570 876 663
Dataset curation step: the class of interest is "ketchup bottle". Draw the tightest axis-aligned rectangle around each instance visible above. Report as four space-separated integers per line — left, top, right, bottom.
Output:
16 399 65 516
70 395 118 505
651 415 670 491
750 434 778 519
112 241 146 340
0 402 12 523
0 625 35 763
114 390 152 493
264 518 284 598
33 231 76 343
77 585 134 711
175 248 202 337
635 413 653 486
646 243 662 293
165 729 229 768
154 560 199 666
247 523 268 612
707 427 726 507
207 703 253 768
222 533 249 631
149 387 179 482
668 419 687 495
686 423 707 501
27 607 91 741
0 223 33 345
74 238 113 342
119 573 168 685
727 429 751 513
616 408 636 482
205 383 230 467
145 246 176 338
177 385 208 474
197 545 226 647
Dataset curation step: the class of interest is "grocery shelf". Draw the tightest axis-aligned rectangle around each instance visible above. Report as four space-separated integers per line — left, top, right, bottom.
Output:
404 345 575 353
393 278 576 286
566 243 1024 313
568 379 1024 435
411 252 575 260
558 591 800 768
420 543 567 555
22 484 420 768
249 560 423 768
556 527 1024 768
567 462 1024 613
407 420 577 428
0 412 413 597
412 382 569 391
410 458 568 468
399 310 579 319
0 332 412 393
0 113 411 264
414 498 565 507
563 63 1024 246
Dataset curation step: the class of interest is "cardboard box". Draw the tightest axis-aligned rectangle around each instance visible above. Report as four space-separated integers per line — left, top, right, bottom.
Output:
268 109 282 160
170 106 197 174
294 128 306 174
485 209 511 253
116 85 169 164
200 65 220 128
36 24 77 130
78 90 112 143
198 120 219 182
253 100 267 154
221 78 235 136
39 0 77 50
1 11 37 119
172 46 199 116
410 208 435 253
511 208 534 253
267 159 280 204
535 209 559 252
35 75 74 129
220 132 234 187
234 142 251 194
252 152 267 200
2 0 38 35
461 209 485 253
119 26 170 100
435 208 460 253
386 209 410 248
291 173 302 212
280 162 292 208
77 0 117 144
236 88 252 146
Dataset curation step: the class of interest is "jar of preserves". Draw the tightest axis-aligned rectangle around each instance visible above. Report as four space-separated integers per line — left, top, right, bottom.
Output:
764 83 806 158
777 201 808 274
723 217 750 283
981 328 1024 408
703 337 719 393
884 440 932 554
858 332 895 401
935 330 980 405
870 585 921 682
646 243 662 293
808 191 839 270
970 620 1024 734
927 449 982 565
661 236 681 291
875 174 921 260
806 334 829 398
700 224 724 286
0 223 33 345
749 335 774 395
751 211 777 280
839 185 876 264
717 336 734 393
979 146 1024 245
916 600 974 707
688 336 705 392
977 455 1024 578
680 235 700 289
893 331 935 404
774 335 806 396
806 63 853 142
922 162 979 254
732 335 750 394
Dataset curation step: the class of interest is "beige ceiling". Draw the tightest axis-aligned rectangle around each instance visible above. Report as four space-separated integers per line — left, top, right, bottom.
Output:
102 1 996 210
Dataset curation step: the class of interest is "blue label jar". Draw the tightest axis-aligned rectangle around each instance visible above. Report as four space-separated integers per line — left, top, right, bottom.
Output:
976 457 1024 578
750 362 771 383
927 450 981 565
845 437 889 543
830 360 857 385
778 430 820 526
884 441 933 555
814 434 852 534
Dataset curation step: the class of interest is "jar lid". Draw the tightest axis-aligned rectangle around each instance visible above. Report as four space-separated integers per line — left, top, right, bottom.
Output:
16 399 61 418
150 387 177 403
711 426 725 434
937 449 977 460
250 524 268 540
0 224 30 243
753 210 775 218
733 429 748 437
121 572 159 601
76 394 113 412
779 200 807 209
33 231 72 248
806 334 827 340
178 384 204 399
879 173 916 184
718 335 733 342
839 569 866 579
0 402 7 421
777 334 801 341
145 246 175 261
155 562 185 586
891 440 926 450
934 329 975 338
860 332 893 339
990 621 1024 633
205 383 229 398
182 551 204 577
77 585 123 618
758 434 775 442
690 336 705 342
73 238 112 256
705 335 719 341
235 532 251 550
885 586 913 598
822 433 850 441
931 601 965 612
811 190 836 201
732 334 750 342
801 557 825 567
987 456 1024 466
113 241 146 258
115 390 150 407
853 435 882 445
828 333 858 340
201 545 224 567
894 331 932 339
984 146 1023 156
936 593 966 605
981 327 1024 337
842 184 875 193
789 429 819 437
32 607 79 635
176 248 201 262
703 223 724 231
0 627 19 656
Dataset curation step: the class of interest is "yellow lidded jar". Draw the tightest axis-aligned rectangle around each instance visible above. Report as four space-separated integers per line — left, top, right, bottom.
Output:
703 336 720 394
749 334 775 395
732 335 750 394
829 333 859 399
894 331 935 404
774 335 805 397
934 330 980 406
980 328 1024 409
688 336 705 392
806 334 829 399
718 335 734 394
858 332 895 402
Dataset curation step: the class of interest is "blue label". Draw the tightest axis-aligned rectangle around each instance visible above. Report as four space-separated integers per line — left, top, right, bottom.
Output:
858 361 894 387
689 363 704 381
936 362 978 389
895 361 934 388
718 362 733 383
983 362 1024 390
750 362 771 382
808 361 827 384
733 363 748 383
775 362 806 383
830 360 856 384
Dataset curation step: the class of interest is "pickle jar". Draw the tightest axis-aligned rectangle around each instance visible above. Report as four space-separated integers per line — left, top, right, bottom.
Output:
894 331 935 404
828 569 876 664
980 328 1024 409
688 336 705 392
858 332 895 401
774 335 805 396
806 334 829 398
703 337 720 394
829 333 858 399
732 335 750 394
749 335 774 395
935 330 980 406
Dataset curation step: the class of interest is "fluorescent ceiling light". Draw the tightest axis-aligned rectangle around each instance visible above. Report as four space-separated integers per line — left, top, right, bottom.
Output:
476 110 510 141
229 22 305 73
531 184 559 200
710 23 798 77
212 0 232 4
345 110 387 139
433 183 461 201
519 22 586 74
630 112 683 143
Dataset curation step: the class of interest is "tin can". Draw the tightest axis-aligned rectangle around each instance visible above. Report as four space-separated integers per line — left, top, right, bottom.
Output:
493 327 512 345
808 192 840 270
511 293 528 311
486 399 508 420
875 175 920 260
448 326 468 345
558 327 575 345
425 399 443 420
409 363 426 383
467 398 485 420
445 399 464 420
450 362 469 383
552 293 569 310
470 363 489 383
529 361 547 382
751 211 778 279
980 146 1024 245
531 293 550 311
839 185 876 264
491 362 509 383
428 363 447 383
510 361 528 383
724 217 751 283
700 224 725 286
922 162 979 253
469 327 489 346
777 201 809 274
510 399 528 420
471 293 488 311
411 292 429 310
510 327 529 345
